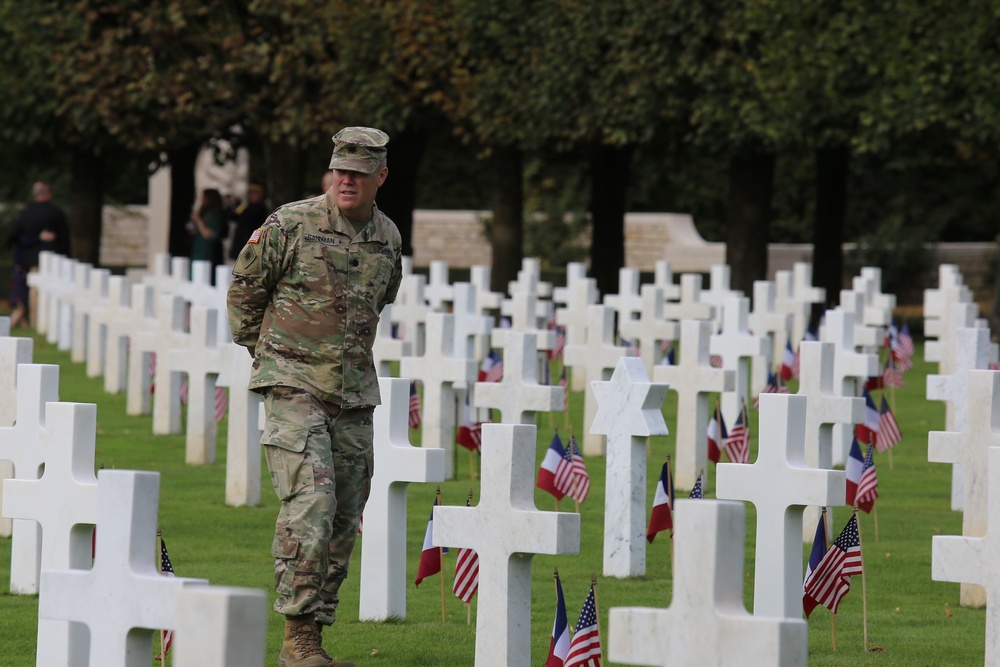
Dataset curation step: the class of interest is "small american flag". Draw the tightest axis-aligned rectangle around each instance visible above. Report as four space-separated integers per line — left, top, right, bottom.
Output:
689 472 704 499
802 514 863 614
855 444 878 513
723 403 750 464
875 396 902 452
564 586 601 667
158 536 176 658
709 354 723 368
566 435 590 504
408 382 422 429
452 499 479 603
214 386 228 422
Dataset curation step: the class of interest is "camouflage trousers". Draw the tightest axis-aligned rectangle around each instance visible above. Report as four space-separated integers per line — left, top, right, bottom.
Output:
261 385 374 624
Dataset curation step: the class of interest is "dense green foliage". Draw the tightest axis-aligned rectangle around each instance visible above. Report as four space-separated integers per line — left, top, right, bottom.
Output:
0 330 989 665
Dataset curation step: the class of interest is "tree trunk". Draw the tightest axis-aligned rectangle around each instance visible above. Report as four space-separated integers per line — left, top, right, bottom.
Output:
266 139 307 209
589 143 633 299
489 145 524 294
725 148 775 296
377 125 426 257
167 144 199 259
69 149 104 265
812 144 850 315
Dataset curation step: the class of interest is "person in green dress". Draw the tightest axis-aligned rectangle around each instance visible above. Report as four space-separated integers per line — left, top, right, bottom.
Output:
190 188 226 269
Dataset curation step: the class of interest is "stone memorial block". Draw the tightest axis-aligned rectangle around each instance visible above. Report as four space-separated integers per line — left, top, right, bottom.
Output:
929 369 1000 607
591 357 669 577
173 586 267 667
653 260 682 302
424 259 453 312
710 297 768 427
169 306 223 465
717 393 845 618
794 341 864 541
475 330 564 424
933 445 1000 666
748 281 792 398
3 402 98 667
661 273 714 323
433 423 580 667
928 326 992 514
86 274 131 381
399 313 476 479
39 470 208 667
564 304 635 455
391 274 430 357
0 363 59 594
359 378 446 621
821 309 878 466
619 284 679 377
216 342 262 507
654 320 734 492
608 499 807 667
70 267 108 365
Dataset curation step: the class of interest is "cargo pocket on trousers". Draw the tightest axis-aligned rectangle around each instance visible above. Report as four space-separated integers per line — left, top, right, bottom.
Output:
270 534 299 595
262 418 313 502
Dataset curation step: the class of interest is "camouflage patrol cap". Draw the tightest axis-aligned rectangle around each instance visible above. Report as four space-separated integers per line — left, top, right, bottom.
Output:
328 127 389 174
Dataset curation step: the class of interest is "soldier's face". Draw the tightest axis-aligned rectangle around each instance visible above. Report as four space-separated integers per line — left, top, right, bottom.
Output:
332 166 387 221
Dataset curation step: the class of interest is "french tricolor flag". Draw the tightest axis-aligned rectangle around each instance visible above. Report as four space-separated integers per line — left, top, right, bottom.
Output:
854 389 880 445
646 458 674 543
545 576 570 667
845 438 865 507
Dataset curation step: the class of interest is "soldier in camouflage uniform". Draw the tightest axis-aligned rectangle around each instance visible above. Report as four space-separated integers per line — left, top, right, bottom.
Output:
227 127 402 667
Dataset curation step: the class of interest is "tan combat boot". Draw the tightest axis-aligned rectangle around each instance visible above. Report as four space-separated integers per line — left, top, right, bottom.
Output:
278 615 333 667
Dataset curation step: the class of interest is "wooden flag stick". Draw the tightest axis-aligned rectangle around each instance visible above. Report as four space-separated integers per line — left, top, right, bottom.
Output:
873 503 880 543
822 508 837 653
156 525 165 664
854 507 869 652
436 487 446 622
590 571 602 643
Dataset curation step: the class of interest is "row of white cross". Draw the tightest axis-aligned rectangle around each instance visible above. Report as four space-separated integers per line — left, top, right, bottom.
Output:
3 253 996 665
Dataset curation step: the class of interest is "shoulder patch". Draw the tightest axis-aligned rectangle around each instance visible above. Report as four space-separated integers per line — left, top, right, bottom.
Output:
248 228 263 244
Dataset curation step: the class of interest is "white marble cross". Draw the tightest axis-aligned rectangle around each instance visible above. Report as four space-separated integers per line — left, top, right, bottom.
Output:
564 304 635 455
0 363 60 594
821 309 878 466
0 324 33 538
173 586 267 667
662 273 714 323
133 293 189 434
450 282 492 370
794 341 864 541
710 297 768 427
216 342 262 507
748 280 792 398
604 267 644 335
373 303 412 377
787 262 825 345
653 260 682 302
928 326 992 514
169 306 223 465
474 330 564 424
653 320 734 491
838 290 882 352
853 268 895 328
700 265 742 330
105 282 154 395
28 251 58 336
933 445 1000 666
469 265 504 317
608 499 807 666
69 265 104 361
85 273 131 380
619 284 679 377
929 368 1000 607
359 377 446 621
424 259 454 312
399 313 476 479
929 304 980 431
433 423 580 667
924 273 974 373
3 402 98 666
591 357 669 577
501 276 555 350
716 393 845 618
391 273 431 357
39 470 208 667
554 263 599 391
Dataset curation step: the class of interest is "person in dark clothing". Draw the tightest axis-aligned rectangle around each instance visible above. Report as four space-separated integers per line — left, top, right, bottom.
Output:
228 183 270 262
190 187 226 271
7 182 70 328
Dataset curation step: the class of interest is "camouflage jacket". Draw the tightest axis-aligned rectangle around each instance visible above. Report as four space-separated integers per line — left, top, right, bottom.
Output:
227 192 402 407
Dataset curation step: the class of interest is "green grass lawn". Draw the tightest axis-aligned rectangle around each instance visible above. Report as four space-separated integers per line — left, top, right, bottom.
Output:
0 331 982 666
